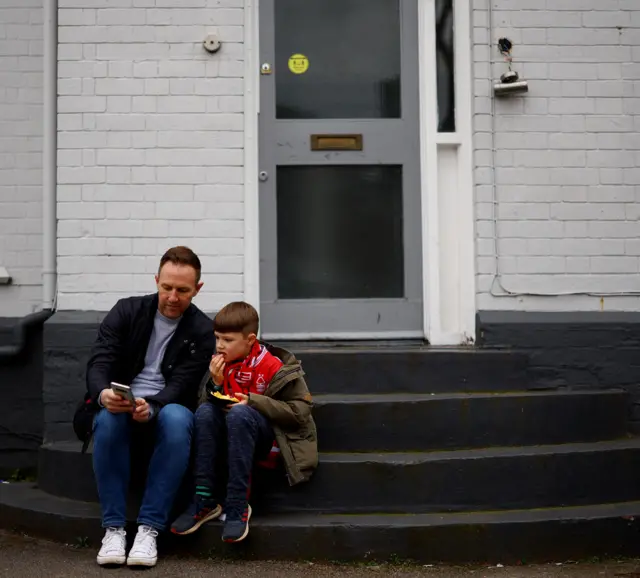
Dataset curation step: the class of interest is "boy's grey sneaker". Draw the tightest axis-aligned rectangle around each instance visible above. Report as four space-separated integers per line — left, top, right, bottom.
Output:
222 504 252 543
171 497 223 535
96 527 126 566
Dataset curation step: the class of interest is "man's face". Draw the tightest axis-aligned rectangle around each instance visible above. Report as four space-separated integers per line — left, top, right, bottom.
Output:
155 262 203 319
215 331 256 363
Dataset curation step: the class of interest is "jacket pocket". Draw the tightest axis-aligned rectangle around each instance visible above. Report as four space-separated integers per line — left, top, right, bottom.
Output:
284 431 318 471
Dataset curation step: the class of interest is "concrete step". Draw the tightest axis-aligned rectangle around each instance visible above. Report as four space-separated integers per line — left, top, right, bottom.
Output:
314 388 628 452
43 388 630 452
291 347 532 394
2 482 640 564
43 346 534 443
39 437 640 513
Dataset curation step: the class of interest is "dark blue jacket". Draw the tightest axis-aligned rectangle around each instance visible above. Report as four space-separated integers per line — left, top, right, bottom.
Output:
86 293 215 411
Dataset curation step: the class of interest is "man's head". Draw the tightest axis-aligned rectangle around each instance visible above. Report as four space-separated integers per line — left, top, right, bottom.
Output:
213 301 259 363
155 246 203 319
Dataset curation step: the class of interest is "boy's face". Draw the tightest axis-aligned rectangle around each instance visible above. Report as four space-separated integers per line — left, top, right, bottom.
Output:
215 330 256 363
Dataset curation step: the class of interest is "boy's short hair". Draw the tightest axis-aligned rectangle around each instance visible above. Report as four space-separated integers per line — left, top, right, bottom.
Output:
214 301 259 335
159 246 202 283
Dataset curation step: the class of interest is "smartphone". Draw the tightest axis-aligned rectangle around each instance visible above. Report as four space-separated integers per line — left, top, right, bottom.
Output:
110 382 135 404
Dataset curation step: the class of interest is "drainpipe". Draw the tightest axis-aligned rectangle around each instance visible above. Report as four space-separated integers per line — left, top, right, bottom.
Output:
0 2 57 363
0 309 53 362
42 0 57 312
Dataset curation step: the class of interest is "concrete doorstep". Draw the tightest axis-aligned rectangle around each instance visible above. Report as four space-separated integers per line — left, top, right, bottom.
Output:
3 482 640 565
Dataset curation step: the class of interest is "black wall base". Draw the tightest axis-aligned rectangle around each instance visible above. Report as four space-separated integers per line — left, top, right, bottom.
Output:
0 317 45 476
478 310 640 429
43 311 107 443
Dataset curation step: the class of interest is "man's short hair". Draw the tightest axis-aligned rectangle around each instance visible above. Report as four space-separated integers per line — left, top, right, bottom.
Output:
159 246 202 283
214 301 259 336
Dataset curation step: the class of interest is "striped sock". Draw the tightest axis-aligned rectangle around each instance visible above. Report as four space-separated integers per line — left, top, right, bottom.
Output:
195 485 215 506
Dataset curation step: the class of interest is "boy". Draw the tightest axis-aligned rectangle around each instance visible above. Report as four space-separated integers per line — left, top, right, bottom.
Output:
171 301 318 543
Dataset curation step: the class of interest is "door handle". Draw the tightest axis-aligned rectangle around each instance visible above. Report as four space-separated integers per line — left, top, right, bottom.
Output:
259 171 269 182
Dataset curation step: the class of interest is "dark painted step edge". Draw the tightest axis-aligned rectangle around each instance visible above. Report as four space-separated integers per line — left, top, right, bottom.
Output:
2 483 640 564
313 388 628 403
37 437 640 514
42 436 640 462
281 344 528 354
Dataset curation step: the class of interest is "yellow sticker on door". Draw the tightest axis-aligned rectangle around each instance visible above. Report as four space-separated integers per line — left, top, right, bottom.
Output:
288 54 309 75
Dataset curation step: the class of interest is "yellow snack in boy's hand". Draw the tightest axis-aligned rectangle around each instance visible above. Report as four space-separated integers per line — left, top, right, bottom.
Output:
211 390 239 403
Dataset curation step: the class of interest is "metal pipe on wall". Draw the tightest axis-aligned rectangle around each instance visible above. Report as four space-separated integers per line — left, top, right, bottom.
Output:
0 309 53 362
42 0 58 312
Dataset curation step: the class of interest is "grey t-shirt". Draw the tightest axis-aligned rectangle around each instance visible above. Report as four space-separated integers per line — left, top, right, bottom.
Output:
130 310 181 404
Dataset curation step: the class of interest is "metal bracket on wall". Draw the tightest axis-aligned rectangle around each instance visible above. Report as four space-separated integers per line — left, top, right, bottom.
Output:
0 267 11 285
0 309 53 363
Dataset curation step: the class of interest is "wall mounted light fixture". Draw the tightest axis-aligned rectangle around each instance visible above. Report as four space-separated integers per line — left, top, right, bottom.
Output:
493 37 529 97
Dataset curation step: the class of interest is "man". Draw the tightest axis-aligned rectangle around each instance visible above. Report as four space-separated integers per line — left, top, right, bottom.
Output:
86 246 215 568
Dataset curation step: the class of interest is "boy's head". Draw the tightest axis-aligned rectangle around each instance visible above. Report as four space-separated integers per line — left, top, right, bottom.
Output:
213 301 259 363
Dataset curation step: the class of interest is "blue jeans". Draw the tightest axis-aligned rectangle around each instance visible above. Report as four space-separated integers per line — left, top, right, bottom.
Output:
194 402 274 520
92 404 194 531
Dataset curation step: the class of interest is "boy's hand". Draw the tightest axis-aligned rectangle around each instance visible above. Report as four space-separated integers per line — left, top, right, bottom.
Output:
132 398 151 423
235 393 249 406
210 354 226 386
100 388 134 414
224 392 248 413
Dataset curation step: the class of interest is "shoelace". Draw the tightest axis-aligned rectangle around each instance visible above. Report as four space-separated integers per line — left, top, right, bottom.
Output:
102 528 126 552
132 526 158 555
194 507 212 521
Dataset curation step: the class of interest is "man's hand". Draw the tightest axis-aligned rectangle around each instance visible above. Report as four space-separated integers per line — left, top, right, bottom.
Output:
210 354 226 386
100 388 134 414
132 398 151 423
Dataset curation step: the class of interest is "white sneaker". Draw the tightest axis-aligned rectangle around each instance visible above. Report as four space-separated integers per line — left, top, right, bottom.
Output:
96 527 127 566
127 525 158 567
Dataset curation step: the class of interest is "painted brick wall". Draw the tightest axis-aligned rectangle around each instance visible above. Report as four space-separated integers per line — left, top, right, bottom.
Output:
57 0 245 313
0 1 43 317
473 0 640 311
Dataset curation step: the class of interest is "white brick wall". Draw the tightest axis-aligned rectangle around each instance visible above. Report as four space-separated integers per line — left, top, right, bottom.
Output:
0 0 43 317
57 0 245 312
474 0 640 311
49 1 640 315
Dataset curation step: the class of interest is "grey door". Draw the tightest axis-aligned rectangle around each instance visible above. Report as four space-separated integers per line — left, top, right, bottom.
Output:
259 0 422 338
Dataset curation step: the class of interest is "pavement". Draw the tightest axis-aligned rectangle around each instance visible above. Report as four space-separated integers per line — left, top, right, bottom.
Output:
2 530 640 578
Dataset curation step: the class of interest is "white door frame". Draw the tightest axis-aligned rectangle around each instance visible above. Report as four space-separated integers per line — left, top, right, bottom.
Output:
243 0 476 345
